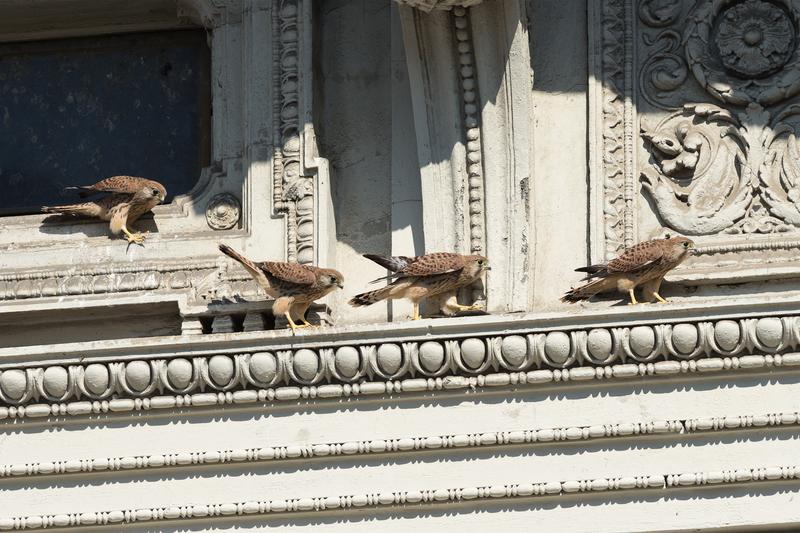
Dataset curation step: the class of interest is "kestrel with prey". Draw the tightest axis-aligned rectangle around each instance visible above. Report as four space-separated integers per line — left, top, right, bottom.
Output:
349 252 489 320
219 244 344 332
42 176 166 244
561 236 695 305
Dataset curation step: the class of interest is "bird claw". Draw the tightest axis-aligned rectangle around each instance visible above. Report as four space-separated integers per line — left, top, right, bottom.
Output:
124 232 146 245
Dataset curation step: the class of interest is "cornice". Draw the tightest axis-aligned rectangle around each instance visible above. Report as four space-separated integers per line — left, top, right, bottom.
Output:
2 463 799 529
2 294 800 420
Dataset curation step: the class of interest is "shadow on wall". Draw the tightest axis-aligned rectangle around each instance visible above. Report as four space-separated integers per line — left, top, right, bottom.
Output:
312 0 590 259
314 0 424 258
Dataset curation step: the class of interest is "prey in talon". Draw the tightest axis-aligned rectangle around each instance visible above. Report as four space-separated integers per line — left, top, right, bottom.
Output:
349 252 489 320
218 244 344 333
561 235 695 305
42 175 166 245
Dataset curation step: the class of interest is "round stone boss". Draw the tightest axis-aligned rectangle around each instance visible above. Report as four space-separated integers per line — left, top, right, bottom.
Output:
685 0 800 105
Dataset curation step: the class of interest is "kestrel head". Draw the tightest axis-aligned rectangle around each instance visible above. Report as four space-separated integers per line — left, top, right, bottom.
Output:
317 268 345 291
464 255 490 276
135 180 167 204
665 236 695 257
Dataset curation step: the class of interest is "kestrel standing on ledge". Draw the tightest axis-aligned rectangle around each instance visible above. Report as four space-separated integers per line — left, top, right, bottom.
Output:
561 236 695 305
218 244 344 332
349 252 489 320
42 176 166 244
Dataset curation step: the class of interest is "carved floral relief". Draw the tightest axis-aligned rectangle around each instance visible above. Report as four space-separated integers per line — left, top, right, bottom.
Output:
591 0 800 276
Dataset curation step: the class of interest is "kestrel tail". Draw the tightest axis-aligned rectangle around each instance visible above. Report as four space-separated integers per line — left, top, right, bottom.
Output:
561 236 695 305
42 176 166 244
218 244 344 333
349 252 489 320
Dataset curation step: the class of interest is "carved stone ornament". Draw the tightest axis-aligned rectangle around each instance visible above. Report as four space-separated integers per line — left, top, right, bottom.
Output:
205 193 241 230
590 0 800 281
685 0 800 106
393 0 486 11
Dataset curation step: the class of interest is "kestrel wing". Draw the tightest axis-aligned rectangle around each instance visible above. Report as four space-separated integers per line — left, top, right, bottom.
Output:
398 253 466 277
69 176 148 197
260 261 317 285
606 241 665 273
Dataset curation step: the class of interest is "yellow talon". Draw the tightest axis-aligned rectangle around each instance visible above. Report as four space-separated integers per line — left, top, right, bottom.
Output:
410 303 421 321
654 292 668 304
122 227 146 244
627 289 638 305
285 314 311 333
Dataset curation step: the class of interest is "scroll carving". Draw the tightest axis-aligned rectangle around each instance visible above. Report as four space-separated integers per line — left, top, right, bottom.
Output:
593 0 800 276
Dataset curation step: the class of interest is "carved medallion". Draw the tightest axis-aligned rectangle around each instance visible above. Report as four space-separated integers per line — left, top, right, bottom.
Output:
685 0 800 105
205 193 241 230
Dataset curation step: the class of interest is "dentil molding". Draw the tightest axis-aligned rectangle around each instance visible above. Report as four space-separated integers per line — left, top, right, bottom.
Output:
2 463 800 530
4 411 800 480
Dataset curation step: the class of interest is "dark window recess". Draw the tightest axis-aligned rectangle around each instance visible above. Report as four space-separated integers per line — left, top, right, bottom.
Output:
0 30 211 216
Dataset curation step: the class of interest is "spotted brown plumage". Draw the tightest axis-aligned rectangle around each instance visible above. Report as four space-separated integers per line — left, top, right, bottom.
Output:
42 176 166 244
350 252 490 320
218 244 344 332
561 236 695 305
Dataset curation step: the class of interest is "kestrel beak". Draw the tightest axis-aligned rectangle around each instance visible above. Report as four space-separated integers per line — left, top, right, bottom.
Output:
337 281 344 289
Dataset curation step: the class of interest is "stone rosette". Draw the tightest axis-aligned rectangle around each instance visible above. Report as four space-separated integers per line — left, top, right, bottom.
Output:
205 193 241 230
685 0 800 105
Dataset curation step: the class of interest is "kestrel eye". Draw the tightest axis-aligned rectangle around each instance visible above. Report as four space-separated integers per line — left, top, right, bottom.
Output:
683 242 689 247
152 189 160 196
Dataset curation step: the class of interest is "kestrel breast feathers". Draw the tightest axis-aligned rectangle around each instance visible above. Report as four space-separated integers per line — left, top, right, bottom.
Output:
349 252 489 320
561 236 695 305
42 176 166 244
219 244 344 332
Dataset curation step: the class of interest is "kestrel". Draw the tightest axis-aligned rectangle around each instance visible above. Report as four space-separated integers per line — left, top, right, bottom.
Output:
218 244 344 332
561 236 695 305
42 176 166 244
349 252 489 320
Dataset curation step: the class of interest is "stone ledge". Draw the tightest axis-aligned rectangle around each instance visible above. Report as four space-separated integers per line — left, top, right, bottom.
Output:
1 293 800 417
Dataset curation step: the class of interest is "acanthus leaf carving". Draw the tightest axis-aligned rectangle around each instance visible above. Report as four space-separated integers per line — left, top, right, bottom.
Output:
640 103 750 235
641 101 800 235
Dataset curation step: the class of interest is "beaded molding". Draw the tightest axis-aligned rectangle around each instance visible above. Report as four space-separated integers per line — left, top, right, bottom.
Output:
2 350 799 421
3 412 799 480
2 464 800 530
2 311 800 419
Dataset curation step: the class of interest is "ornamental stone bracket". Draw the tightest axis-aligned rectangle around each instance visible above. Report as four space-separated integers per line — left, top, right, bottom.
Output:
589 0 800 284
393 0 488 12
1 291 799 419
398 0 532 312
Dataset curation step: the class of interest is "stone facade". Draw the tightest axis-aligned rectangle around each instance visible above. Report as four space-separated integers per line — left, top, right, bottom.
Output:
2 0 800 531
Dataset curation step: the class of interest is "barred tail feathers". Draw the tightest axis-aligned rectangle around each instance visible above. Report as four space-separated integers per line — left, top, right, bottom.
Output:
218 244 265 281
560 277 614 303
41 203 100 217
363 254 411 272
348 285 395 307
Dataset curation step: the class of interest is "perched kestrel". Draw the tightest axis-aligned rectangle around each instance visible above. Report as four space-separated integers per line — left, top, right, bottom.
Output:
218 244 344 332
349 252 489 320
561 236 695 305
42 176 166 244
